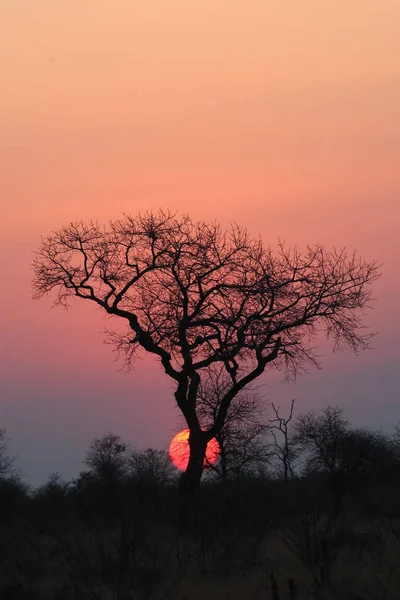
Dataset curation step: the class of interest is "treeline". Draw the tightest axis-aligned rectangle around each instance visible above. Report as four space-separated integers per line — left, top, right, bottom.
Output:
1 406 400 600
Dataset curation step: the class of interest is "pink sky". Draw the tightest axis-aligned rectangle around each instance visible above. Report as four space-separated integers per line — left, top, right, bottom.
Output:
1 1 399 485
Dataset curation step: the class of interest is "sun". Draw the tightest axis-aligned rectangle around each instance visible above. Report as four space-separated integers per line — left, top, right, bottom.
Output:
169 429 220 471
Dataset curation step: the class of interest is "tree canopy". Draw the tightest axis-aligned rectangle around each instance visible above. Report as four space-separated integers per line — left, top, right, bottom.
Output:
32 209 380 493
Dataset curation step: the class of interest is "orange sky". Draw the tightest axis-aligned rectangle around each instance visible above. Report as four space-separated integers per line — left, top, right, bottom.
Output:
1 1 399 485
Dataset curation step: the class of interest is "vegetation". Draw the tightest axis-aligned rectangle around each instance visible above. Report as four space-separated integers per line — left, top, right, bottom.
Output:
32 209 380 497
2 405 400 599
27 209 389 597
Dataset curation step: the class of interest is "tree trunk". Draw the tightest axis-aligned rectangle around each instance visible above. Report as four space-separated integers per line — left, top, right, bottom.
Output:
218 435 228 481
178 430 207 509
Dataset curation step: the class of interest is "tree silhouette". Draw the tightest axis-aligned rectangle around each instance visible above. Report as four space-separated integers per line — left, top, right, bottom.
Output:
127 448 176 488
293 406 397 516
84 432 128 481
196 364 270 480
32 209 380 497
0 428 18 480
268 399 297 480
393 422 400 459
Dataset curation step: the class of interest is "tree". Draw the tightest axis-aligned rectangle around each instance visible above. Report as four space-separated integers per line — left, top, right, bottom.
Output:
293 406 350 477
268 399 297 480
0 428 20 484
75 433 129 520
32 209 380 498
0 430 27 529
393 422 400 459
84 432 128 481
337 427 394 478
33 473 72 533
34 472 70 500
127 448 177 488
293 407 395 515
293 406 391 476
196 364 270 480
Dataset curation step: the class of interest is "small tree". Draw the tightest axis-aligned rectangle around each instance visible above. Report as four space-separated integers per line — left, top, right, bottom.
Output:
127 448 176 487
268 399 297 480
294 406 350 514
393 422 400 459
35 472 70 499
338 427 394 477
33 473 71 533
76 433 129 520
196 365 270 480
294 406 349 475
32 210 380 498
293 407 396 516
84 432 128 481
0 428 18 481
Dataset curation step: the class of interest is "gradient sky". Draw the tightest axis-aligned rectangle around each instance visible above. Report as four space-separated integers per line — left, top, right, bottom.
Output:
1 1 399 486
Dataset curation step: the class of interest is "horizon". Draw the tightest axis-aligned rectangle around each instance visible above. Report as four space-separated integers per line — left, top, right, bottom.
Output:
1 1 399 487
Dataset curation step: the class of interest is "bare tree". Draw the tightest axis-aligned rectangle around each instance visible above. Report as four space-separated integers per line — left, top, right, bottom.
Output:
393 422 400 459
84 432 128 481
196 364 271 480
32 209 380 498
293 406 349 476
293 407 394 516
268 399 297 480
293 407 389 476
0 428 18 480
127 448 177 487
338 427 394 477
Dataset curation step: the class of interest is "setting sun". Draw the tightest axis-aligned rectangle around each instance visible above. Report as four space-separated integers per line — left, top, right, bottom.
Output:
169 429 220 471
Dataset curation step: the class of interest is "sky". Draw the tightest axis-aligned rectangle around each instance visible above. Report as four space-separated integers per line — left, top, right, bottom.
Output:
1 1 399 487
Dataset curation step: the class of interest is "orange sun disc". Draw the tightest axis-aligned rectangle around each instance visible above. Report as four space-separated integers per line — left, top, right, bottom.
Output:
169 429 220 471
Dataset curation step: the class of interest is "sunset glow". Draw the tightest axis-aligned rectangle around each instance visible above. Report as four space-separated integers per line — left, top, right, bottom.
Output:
169 429 220 471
